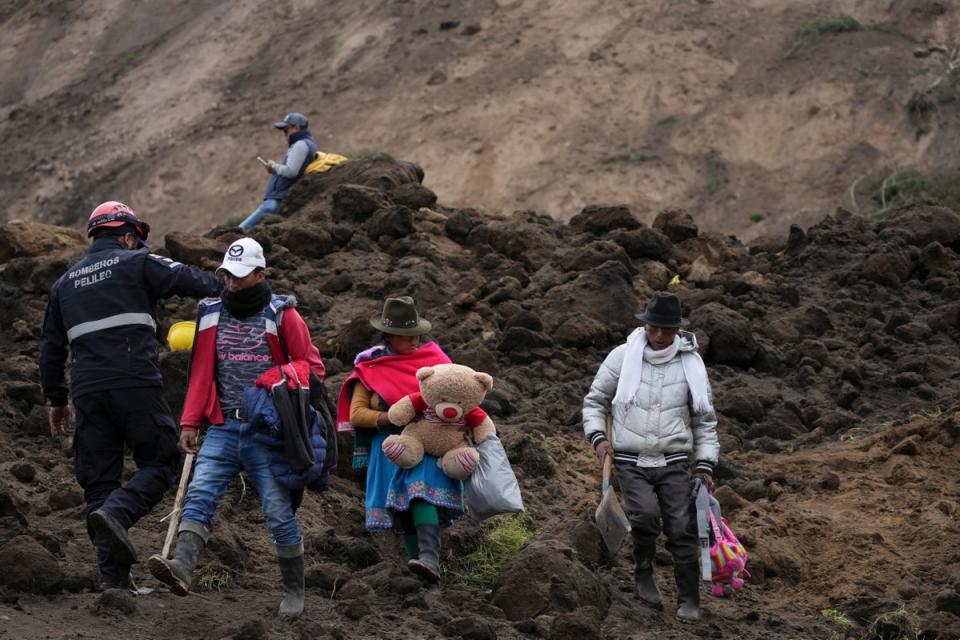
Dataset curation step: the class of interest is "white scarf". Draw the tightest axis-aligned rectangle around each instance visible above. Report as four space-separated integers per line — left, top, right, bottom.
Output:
612 328 711 414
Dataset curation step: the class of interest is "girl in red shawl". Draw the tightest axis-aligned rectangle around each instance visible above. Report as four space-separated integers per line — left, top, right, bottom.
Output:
336 296 474 585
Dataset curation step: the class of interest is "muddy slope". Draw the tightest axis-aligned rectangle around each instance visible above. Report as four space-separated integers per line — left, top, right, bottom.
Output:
0 155 958 639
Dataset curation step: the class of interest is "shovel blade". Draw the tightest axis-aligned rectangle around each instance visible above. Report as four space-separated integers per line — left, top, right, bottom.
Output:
594 486 631 555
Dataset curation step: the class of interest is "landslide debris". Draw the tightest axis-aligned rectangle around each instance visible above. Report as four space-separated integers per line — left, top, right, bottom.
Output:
0 154 958 639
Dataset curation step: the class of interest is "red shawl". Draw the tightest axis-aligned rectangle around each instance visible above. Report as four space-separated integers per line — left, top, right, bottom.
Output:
335 341 451 432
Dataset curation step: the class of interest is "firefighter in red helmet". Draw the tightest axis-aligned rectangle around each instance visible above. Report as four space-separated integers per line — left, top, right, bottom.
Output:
39 200 221 591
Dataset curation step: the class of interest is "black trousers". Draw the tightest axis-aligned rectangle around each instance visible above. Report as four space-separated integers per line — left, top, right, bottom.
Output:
73 387 180 581
614 462 698 564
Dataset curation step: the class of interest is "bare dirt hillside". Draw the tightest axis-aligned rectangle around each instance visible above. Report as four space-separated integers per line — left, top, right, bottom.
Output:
0 156 959 639
2 0 960 240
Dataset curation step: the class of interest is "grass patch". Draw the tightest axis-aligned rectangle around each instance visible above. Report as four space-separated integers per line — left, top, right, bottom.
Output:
865 169 960 219
197 562 232 593
444 513 537 588
705 150 728 196
794 16 862 43
749 211 765 224
822 608 856 629
863 607 924 640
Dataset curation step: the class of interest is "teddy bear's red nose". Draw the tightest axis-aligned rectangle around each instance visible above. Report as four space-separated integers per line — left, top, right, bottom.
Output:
442 407 459 419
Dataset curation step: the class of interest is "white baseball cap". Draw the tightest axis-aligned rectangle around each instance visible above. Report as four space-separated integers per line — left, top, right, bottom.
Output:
217 238 266 278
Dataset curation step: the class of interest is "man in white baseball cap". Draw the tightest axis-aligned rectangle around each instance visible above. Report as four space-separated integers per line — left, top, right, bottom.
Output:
216 237 267 279
149 236 325 617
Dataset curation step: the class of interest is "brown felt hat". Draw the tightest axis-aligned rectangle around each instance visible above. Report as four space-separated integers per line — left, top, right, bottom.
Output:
369 296 433 336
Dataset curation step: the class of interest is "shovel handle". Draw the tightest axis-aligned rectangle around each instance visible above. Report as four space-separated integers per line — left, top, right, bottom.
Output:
601 414 613 492
601 452 612 492
161 452 195 559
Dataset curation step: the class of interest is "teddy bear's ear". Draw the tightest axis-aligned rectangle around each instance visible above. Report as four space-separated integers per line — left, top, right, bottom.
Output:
416 367 435 381
474 372 494 392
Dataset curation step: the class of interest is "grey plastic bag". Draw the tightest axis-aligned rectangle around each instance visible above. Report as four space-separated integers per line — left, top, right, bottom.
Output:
463 435 524 522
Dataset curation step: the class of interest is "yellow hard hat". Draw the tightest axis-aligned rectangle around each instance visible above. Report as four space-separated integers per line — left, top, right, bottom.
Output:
166 321 196 352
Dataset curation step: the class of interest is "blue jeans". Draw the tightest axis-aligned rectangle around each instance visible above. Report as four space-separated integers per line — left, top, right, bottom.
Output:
180 418 301 546
238 198 280 231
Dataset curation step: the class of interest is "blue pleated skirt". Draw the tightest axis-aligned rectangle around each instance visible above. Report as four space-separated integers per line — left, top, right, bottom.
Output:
364 431 464 531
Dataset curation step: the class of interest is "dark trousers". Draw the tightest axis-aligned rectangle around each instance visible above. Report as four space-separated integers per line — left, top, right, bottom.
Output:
73 387 180 581
614 462 697 564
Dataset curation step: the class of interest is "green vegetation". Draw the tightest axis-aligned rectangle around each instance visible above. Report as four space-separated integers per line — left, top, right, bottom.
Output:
197 563 232 592
863 607 923 640
818 606 924 640
908 406 942 420
602 152 658 164
794 16 862 43
935 84 958 105
444 513 537 588
749 212 765 224
705 150 728 196
865 169 960 219
822 608 856 628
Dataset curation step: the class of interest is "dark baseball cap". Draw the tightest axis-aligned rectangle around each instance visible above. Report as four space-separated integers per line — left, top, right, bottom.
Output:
273 112 308 130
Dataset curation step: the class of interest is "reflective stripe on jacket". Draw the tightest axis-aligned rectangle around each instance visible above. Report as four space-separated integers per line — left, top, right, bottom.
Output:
39 236 221 404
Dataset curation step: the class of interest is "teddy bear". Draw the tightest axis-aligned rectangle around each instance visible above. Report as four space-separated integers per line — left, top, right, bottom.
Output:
382 363 497 480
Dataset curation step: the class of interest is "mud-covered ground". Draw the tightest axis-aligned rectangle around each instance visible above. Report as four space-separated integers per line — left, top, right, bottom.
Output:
0 156 958 640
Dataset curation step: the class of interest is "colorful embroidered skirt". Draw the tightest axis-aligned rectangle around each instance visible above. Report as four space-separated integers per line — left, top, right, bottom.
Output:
386 454 464 528
364 433 464 531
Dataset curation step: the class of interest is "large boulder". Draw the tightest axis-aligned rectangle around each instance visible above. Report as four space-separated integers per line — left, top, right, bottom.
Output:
491 540 609 621
568 204 641 235
0 535 63 593
331 184 392 223
165 232 224 268
0 221 85 264
609 227 673 262
689 303 758 367
536 261 638 332
878 203 960 248
652 207 699 243
283 152 425 219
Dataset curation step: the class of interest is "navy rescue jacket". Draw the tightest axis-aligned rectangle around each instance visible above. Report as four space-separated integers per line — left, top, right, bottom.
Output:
39 236 221 405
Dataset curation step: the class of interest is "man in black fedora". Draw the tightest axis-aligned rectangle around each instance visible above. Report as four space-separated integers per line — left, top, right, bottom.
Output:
582 291 719 622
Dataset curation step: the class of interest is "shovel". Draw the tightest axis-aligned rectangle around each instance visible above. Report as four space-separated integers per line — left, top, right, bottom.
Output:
594 417 631 556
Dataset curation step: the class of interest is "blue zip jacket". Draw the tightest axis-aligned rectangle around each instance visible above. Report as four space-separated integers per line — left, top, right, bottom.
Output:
39 236 221 405
242 385 330 491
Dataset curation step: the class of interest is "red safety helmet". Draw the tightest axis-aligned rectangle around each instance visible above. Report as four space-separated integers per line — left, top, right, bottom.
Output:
87 201 150 244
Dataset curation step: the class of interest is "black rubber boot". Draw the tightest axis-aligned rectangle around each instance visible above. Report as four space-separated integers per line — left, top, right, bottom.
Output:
277 550 305 618
675 561 701 622
408 524 441 583
147 531 205 596
89 509 138 567
632 542 662 607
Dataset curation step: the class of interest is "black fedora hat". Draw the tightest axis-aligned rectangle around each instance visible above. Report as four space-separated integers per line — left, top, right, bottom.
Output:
369 296 432 336
635 291 688 328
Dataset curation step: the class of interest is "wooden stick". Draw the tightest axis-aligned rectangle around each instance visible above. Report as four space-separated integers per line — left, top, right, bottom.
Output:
602 415 613 492
161 453 195 559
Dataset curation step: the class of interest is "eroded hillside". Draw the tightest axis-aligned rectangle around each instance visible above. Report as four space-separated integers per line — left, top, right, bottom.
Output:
2 0 960 241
